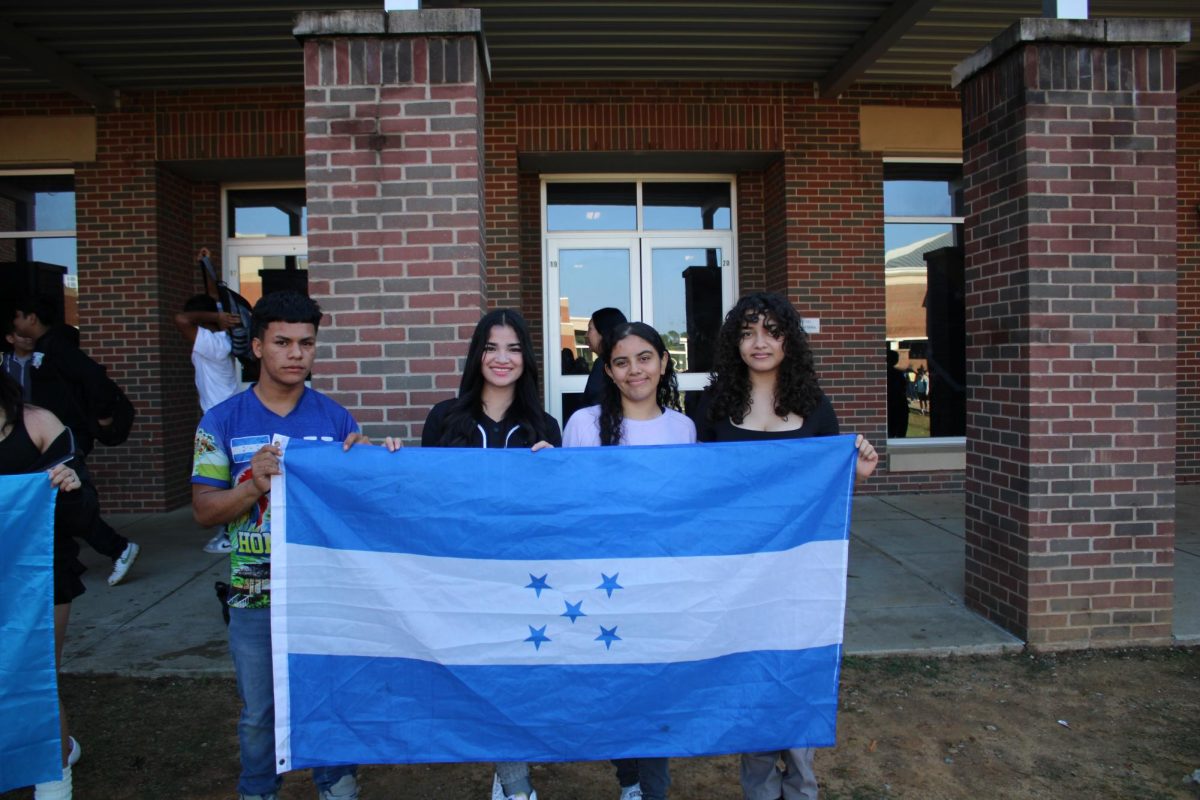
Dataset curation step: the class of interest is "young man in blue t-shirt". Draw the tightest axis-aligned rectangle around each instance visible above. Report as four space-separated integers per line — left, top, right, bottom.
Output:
191 291 361 800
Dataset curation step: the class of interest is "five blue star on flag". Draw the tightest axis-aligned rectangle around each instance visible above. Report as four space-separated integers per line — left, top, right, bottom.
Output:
522 572 626 651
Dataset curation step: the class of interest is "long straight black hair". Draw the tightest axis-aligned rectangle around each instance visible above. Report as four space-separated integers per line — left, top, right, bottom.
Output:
435 309 554 446
597 321 680 446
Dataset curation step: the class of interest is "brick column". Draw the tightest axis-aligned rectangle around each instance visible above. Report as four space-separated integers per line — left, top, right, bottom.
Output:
953 19 1189 648
77 102 200 512
295 9 488 441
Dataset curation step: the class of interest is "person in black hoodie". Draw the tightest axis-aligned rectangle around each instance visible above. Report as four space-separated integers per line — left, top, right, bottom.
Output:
11 297 140 586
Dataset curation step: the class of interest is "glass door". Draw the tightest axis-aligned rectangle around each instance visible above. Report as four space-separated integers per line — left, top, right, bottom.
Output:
541 177 737 425
223 240 307 383
544 238 639 424
640 235 733 397
224 240 308 309
544 235 734 423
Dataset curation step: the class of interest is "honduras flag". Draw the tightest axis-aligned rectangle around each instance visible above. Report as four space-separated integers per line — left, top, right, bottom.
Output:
0 474 61 791
271 435 856 770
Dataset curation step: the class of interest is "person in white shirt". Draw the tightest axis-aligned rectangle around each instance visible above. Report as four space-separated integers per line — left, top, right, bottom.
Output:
174 276 242 554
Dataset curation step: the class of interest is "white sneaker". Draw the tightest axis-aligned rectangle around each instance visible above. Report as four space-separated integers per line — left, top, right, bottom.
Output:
318 773 359 800
203 531 232 554
107 542 140 586
66 736 80 766
34 765 72 800
619 784 643 800
492 774 537 800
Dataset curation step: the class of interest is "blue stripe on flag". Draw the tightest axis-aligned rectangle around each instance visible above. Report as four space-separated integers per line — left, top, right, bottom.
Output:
280 435 857 559
0 474 61 791
285 645 841 768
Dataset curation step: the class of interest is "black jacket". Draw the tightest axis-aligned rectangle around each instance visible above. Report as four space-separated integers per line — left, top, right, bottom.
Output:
421 398 562 449
30 325 117 455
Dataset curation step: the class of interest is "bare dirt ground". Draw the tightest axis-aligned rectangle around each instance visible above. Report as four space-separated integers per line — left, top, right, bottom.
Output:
4 648 1198 800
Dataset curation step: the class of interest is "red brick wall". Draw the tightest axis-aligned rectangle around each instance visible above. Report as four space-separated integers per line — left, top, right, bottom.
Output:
155 87 303 161
74 103 164 510
300 34 487 442
156 166 205 505
485 80 963 492
960 41 1177 647
781 91 887 464
0 88 306 511
1178 95 1200 481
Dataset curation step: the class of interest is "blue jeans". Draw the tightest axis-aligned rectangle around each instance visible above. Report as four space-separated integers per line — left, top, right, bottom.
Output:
229 607 357 796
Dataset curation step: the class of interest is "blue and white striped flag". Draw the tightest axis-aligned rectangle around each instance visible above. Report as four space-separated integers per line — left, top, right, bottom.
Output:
0 473 61 791
271 435 855 770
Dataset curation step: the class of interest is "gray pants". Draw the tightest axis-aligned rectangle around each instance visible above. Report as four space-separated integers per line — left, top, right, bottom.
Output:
740 749 818 800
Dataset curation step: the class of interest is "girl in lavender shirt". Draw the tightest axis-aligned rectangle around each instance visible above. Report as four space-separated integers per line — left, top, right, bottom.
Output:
563 321 694 450
562 321 692 800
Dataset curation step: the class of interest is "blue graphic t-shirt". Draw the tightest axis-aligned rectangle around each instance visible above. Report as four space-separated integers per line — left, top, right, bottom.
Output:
191 386 358 609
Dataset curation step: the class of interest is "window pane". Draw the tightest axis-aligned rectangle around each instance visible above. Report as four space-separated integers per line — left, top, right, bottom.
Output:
883 180 955 217
885 220 964 439
0 174 75 233
228 188 307 237
643 182 731 230
547 183 636 231
557 248 631 370
237 254 308 309
648 247 723 375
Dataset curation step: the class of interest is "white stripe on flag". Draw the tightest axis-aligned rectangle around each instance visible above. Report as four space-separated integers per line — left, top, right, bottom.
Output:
279 538 847 666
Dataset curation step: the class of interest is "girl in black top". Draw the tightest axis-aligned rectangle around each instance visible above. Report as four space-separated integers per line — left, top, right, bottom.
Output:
417 309 559 800
0 372 95 797
421 309 561 451
696 292 877 800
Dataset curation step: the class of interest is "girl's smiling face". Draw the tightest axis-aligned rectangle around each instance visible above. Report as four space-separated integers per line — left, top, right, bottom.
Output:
605 334 667 406
481 324 524 389
738 314 785 375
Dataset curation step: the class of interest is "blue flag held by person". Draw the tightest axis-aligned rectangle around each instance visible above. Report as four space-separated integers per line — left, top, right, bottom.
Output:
271 436 856 771
0 473 61 791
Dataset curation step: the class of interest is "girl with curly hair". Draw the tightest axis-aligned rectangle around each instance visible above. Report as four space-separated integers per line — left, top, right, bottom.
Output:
695 292 877 800
561 321 693 800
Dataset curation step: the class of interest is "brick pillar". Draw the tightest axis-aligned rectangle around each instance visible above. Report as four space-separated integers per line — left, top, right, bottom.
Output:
953 19 1189 648
295 9 488 441
77 103 195 512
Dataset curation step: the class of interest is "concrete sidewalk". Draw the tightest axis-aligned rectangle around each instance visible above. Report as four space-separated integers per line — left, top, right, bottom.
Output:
62 489 1200 677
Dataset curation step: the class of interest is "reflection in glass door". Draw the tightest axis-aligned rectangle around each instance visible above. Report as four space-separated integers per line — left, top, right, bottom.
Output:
224 241 307 383
545 240 639 424
641 237 733 397
542 177 737 425
544 236 734 423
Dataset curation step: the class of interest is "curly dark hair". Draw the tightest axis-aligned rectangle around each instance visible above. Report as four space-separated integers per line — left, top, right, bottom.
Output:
250 290 322 342
706 292 822 425
598 321 681 446
435 309 555 446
